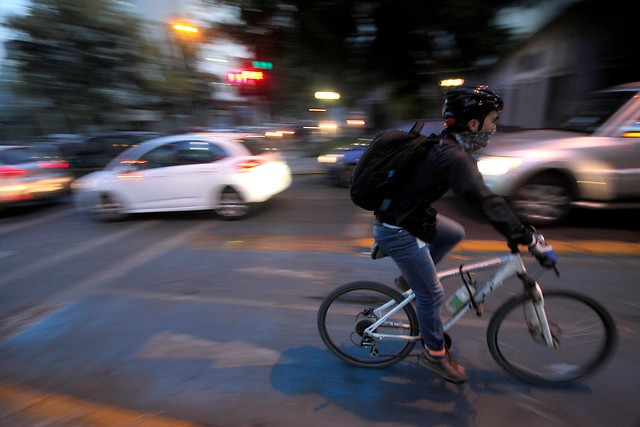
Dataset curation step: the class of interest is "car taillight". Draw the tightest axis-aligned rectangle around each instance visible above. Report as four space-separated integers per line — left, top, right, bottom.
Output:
237 159 263 172
38 160 69 169
0 166 27 177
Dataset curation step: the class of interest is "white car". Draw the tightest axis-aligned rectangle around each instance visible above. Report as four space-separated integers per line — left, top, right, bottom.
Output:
476 82 640 226
72 132 292 221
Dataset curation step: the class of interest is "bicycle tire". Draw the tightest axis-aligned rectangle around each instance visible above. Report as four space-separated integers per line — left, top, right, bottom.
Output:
317 281 419 368
487 289 617 386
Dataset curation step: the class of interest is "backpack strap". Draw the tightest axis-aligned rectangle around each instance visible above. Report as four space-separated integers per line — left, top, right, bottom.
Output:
409 120 425 135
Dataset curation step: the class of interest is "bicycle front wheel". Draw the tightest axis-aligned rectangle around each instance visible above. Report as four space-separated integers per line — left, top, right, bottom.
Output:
487 290 617 386
317 281 419 368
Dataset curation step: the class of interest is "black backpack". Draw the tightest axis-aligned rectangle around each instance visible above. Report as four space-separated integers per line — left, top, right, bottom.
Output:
349 120 440 213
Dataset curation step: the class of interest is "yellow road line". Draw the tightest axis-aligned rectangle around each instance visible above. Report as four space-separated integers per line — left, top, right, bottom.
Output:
0 381 201 427
190 233 640 255
455 240 640 255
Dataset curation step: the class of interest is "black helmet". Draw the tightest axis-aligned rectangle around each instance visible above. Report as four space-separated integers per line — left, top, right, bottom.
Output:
442 85 503 128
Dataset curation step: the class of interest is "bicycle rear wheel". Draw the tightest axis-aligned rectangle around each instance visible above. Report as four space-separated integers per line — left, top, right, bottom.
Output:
317 281 419 368
487 290 617 386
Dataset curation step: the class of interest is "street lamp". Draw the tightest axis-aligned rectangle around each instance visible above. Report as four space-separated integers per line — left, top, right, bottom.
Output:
315 91 341 100
171 22 199 35
440 78 464 87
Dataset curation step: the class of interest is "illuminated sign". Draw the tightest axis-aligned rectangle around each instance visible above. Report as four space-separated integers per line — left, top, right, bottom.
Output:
226 71 265 84
252 61 273 69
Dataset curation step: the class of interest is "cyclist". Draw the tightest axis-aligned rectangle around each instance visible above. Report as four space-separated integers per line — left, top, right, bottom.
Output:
372 85 557 384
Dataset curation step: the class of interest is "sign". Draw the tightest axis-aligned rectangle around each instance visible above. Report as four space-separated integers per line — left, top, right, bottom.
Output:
226 71 265 84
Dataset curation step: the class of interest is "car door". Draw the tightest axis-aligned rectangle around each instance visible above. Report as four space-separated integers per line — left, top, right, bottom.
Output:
615 117 640 198
121 140 227 210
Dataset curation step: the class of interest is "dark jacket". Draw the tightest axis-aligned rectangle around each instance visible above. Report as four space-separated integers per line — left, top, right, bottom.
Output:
377 133 529 244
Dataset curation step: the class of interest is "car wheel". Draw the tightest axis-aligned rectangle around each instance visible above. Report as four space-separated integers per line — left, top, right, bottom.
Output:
90 192 126 222
337 164 355 188
510 173 574 226
215 187 250 220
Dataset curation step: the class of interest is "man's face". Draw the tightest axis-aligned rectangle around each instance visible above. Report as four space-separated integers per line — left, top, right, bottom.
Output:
481 110 499 132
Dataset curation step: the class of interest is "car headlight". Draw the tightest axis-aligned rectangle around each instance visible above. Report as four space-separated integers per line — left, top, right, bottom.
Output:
477 156 523 176
317 154 344 164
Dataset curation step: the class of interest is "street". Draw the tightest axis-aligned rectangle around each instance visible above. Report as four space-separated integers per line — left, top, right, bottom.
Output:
0 173 639 427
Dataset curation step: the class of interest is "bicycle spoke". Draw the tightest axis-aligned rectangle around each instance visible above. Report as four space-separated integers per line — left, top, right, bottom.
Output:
487 290 616 386
318 282 419 368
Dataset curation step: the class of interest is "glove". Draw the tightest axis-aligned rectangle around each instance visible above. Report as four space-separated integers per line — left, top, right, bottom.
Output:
528 233 557 268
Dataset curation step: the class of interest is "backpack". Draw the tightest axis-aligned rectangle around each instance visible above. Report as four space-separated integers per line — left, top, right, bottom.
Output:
349 120 440 213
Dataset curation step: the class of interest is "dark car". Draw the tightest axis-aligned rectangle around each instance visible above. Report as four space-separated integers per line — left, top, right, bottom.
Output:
317 138 372 187
61 131 161 176
317 119 445 187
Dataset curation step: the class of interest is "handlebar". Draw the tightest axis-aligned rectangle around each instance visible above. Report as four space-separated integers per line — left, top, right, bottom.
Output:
506 240 560 277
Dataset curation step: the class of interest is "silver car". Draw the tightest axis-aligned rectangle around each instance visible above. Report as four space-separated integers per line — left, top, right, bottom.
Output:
0 144 74 211
476 82 640 226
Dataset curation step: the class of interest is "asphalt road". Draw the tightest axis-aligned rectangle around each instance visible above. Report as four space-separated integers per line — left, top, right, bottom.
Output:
0 174 638 426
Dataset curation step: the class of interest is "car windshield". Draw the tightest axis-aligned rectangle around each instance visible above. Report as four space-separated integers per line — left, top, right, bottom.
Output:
550 90 636 134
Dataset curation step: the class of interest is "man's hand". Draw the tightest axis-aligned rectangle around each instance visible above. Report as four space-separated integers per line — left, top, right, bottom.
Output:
528 233 557 268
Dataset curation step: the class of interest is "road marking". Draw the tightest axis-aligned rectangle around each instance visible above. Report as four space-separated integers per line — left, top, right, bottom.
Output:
0 222 216 341
455 239 640 255
187 233 640 256
135 331 292 368
236 266 331 280
0 250 16 259
0 380 202 426
0 221 156 288
46 222 215 305
0 207 70 237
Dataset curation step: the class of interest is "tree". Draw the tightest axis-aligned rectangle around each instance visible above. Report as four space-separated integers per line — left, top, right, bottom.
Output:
3 0 210 130
209 0 521 118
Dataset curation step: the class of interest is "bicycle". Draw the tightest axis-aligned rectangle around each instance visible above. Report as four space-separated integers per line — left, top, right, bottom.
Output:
317 242 617 386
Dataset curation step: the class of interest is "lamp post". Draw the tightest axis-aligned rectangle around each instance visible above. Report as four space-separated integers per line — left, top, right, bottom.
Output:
169 21 203 128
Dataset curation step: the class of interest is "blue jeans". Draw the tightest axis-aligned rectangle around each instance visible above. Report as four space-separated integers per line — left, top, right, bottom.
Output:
373 215 465 351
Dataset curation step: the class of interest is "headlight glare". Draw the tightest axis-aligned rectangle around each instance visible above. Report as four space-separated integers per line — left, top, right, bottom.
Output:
317 154 344 164
477 156 523 175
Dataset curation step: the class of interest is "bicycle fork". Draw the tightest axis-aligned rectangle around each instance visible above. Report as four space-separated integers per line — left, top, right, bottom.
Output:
519 272 558 349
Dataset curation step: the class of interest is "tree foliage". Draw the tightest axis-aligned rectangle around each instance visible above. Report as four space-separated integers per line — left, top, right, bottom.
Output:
3 0 210 127
210 0 520 115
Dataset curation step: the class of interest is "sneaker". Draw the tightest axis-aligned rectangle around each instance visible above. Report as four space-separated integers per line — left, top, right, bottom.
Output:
419 350 468 384
394 275 410 292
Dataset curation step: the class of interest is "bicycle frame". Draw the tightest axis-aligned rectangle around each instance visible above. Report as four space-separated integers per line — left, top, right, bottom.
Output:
364 252 556 348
